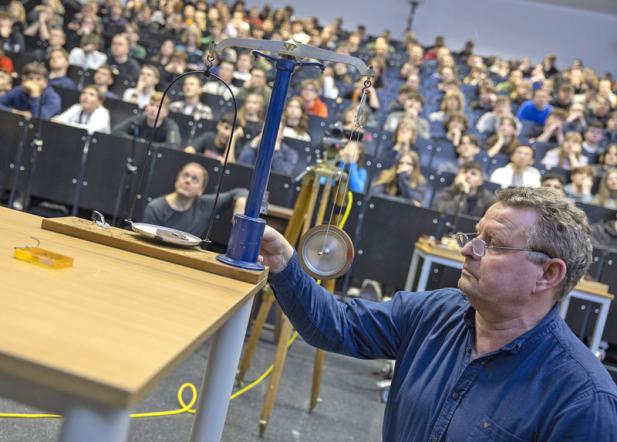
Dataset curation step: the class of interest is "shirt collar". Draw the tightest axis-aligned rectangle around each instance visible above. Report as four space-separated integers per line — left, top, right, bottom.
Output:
463 302 560 355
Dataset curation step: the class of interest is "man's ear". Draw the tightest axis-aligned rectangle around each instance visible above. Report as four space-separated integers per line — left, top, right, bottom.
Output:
534 258 567 294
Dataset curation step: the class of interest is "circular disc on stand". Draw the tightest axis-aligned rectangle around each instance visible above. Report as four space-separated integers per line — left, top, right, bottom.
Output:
298 225 354 280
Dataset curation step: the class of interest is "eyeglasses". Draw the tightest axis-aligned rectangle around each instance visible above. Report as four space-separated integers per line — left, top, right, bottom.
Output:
455 232 550 258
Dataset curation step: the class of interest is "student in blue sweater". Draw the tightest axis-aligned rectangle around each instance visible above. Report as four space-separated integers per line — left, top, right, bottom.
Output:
516 87 552 126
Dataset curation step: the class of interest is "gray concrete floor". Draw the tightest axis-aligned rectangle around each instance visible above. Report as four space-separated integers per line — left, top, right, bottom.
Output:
0 330 386 441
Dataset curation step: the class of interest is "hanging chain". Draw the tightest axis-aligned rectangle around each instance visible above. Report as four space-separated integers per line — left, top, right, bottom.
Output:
320 71 373 255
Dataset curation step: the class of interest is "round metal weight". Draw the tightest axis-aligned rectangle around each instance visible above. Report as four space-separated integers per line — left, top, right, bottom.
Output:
298 225 354 280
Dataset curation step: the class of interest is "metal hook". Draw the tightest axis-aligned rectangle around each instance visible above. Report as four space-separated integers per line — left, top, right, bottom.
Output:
15 236 41 249
91 211 110 229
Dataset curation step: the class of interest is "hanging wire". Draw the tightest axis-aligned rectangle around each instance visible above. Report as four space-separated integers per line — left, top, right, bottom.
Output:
125 46 239 249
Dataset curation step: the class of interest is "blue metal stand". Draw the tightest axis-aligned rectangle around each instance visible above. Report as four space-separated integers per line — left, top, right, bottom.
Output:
218 54 323 270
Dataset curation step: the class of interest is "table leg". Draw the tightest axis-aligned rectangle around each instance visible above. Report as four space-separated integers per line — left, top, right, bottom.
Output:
416 256 433 292
190 297 254 442
559 295 571 320
589 300 611 358
59 403 130 442
405 250 420 291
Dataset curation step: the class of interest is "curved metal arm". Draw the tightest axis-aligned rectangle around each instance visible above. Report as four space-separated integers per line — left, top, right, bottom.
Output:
213 38 373 77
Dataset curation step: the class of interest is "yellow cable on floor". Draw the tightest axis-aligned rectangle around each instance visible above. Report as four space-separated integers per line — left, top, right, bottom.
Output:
0 192 352 420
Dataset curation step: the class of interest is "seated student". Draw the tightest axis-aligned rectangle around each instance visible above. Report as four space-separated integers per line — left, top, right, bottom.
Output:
429 90 465 123
93 65 119 100
541 131 588 171
142 162 247 237
441 112 468 148
237 92 265 131
202 60 239 101
551 82 575 111
122 64 159 109
68 33 107 71
233 51 253 86
338 140 368 193
475 96 521 136
281 96 311 142
0 69 12 95
159 51 188 91
379 119 417 169
52 85 110 134
529 108 567 145
169 74 213 120
593 168 617 209
541 172 567 197
489 145 541 189
383 92 430 139
371 151 426 206
107 33 141 95
48 48 76 90
469 82 496 114
385 84 415 113
581 121 605 163
186 113 243 162
594 143 617 178
436 134 482 174
484 115 520 158
111 92 181 150
563 102 587 134
237 127 298 176
237 66 272 104
564 165 595 203
0 62 61 119
587 95 611 127
433 161 495 217
0 11 24 53
591 214 617 250
299 78 328 119
516 87 552 126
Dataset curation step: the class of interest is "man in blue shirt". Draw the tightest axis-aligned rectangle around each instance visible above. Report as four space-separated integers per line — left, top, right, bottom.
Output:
0 62 61 119
261 187 617 441
516 88 552 126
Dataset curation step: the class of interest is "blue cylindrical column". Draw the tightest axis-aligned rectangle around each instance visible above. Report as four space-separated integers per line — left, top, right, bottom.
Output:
218 56 297 270
244 57 296 217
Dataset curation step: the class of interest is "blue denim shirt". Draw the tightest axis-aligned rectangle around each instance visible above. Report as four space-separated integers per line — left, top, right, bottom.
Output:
269 255 617 441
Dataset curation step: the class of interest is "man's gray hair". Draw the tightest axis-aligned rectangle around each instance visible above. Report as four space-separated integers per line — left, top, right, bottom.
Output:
496 187 592 300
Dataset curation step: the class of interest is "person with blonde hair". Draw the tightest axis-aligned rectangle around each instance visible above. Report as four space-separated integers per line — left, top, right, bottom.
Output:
429 90 465 123
282 96 311 142
380 118 417 169
593 168 617 209
371 151 426 206
541 131 588 170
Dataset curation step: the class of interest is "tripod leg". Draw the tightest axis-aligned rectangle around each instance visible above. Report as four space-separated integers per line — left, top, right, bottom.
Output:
309 278 335 412
309 349 325 412
284 172 314 245
259 316 294 437
236 286 275 384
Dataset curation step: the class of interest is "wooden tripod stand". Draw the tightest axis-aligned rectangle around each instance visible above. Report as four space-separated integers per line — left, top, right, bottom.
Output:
236 162 349 436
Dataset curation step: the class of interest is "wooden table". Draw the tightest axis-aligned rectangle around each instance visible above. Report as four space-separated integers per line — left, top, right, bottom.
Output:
405 239 614 357
0 207 267 442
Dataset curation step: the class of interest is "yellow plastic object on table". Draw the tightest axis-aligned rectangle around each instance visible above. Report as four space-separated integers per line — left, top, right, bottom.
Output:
14 247 74 269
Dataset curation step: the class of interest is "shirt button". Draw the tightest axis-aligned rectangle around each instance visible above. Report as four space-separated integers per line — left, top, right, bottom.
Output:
483 420 491 431
451 391 460 400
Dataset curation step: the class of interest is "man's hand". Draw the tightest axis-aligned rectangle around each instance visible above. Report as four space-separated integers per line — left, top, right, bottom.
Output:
233 196 246 216
259 225 294 274
454 173 471 194
21 80 43 98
